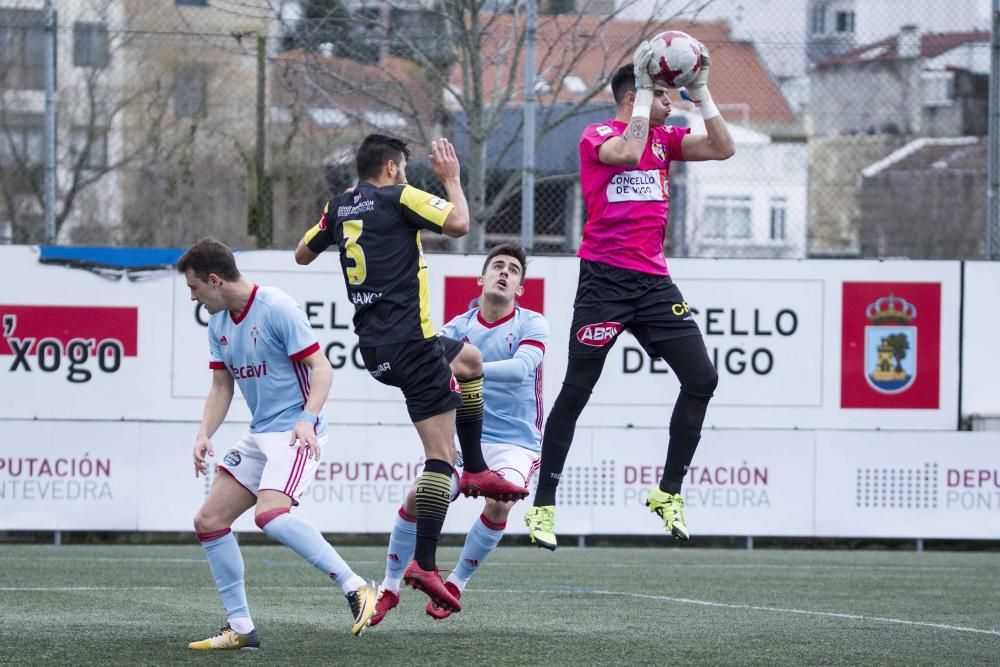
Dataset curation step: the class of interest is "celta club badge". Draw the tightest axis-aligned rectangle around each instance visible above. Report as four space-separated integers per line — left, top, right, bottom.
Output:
250 325 259 348
652 142 666 162
864 295 917 394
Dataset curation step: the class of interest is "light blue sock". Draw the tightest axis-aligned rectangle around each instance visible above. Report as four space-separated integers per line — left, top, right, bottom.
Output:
200 531 253 628
382 509 417 593
259 511 363 594
450 515 505 589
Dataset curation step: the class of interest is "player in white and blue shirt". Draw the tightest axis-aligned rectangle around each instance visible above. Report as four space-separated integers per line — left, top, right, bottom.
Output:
370 242 551 625
438 304 547 454
207 285 328 438
178 239 377 649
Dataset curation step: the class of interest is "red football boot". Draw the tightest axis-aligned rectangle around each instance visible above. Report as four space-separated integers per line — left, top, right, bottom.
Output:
403 561 461 613
425 581 462 620
459 468 529 501
368 587 399 627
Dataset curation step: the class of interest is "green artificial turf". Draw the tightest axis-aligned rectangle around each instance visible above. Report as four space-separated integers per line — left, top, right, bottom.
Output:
0 544 997 665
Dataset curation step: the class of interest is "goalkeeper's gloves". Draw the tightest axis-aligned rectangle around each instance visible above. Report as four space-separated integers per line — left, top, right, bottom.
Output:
632 40 655 120
680 42 720 119
633 40 655 91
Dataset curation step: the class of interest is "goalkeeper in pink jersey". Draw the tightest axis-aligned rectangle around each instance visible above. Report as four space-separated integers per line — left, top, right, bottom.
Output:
525 39 735 548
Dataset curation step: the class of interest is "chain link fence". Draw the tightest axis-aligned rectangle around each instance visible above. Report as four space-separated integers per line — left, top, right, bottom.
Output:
0 0 996 259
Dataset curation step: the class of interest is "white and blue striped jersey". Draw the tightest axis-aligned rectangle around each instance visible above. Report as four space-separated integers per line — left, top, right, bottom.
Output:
207 285 326 436
440 306 549 453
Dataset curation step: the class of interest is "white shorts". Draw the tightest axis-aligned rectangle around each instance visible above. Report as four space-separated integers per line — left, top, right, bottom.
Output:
217 431 326 504
450 442 540 500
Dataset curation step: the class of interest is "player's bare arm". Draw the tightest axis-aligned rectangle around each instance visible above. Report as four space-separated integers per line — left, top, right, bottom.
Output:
598 114 650 166
294 237 320 265
677 42 735 162
679 117 736 161
430 138 471 237
598 41 658 166
290 349 333 460
194 368 235 477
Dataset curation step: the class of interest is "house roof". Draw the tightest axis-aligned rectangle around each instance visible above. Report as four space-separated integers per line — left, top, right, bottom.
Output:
272 49 442 130
453 16 792 125
861 137 987 177
273 17 794 134
817 30 990 68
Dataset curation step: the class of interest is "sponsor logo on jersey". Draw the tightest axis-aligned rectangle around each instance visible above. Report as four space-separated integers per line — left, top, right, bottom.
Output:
219 336 228 345
606 169 667 202
224 450 241 466
337 200 374 217
576 321 623 347
351 291 383 305
596 124 613 136
370 361 391 378
230 361 267 379
318 203 329 230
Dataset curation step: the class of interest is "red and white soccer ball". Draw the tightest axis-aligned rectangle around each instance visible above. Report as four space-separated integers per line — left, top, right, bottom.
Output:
647 30 703 89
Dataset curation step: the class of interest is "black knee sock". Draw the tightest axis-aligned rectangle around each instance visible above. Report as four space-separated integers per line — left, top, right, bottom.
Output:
413 458 454 570
534 382 593 506
659 390 711 494
652 335 719 495
455 375 486 473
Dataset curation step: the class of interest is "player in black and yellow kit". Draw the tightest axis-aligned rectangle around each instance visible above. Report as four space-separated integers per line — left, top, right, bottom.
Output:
295 134 527 614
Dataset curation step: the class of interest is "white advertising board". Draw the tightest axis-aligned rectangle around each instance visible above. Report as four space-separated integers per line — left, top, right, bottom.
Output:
960 262 1000 417
814 431 1000 539
556 428 817 537
0 246 968 430
3 421 996 538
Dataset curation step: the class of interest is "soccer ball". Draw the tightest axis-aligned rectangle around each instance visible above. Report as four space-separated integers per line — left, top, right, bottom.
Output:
646 31 703 89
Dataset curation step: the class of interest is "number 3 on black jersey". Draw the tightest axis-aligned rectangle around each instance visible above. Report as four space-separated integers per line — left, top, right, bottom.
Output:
342 219 366 284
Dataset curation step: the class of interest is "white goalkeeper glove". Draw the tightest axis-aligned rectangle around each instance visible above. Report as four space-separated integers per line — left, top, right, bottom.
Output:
632 40 655 120
680 42 720 119
633 40 655 91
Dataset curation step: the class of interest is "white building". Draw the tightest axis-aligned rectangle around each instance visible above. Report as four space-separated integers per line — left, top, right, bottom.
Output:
679 112 808 259
0 0 126 244
807 0 992 64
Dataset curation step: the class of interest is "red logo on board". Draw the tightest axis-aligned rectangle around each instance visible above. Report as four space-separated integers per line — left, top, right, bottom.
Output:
443 277 545 322
1 305 139 383
840 283 940 409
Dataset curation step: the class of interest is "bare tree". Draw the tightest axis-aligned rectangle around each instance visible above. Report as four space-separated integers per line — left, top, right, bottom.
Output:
0 1 176 244
279 0 717 250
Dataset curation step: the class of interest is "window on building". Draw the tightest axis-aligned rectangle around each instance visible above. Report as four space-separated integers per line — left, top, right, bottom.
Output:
0 114 44 167
73 22 109 68
703 195 752 240
769 197 787 240
308 107 348 127
174 65 207 118
921 71 955 106
70 126 108 169
0 9 46 90
563 75 588 95
810 3 826 35
835 10 855 34
363 110 407 128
